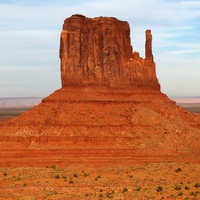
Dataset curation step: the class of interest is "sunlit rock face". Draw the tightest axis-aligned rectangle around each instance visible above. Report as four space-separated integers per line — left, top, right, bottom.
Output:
60 14 160 90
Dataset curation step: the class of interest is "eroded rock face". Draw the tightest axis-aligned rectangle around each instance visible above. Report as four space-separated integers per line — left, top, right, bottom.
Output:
60 14 160 90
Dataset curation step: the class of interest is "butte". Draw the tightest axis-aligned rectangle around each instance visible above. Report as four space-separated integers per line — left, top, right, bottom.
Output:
0 14 200 167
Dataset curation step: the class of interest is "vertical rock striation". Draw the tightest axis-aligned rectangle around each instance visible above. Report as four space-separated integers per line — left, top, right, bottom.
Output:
60 14 160 90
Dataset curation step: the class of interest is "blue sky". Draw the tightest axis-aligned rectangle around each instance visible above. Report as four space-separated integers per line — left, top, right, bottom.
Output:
0 0 200 97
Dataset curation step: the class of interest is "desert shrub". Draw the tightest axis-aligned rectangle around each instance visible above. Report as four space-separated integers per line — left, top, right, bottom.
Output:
55 175 60 179
69 179 74 184
185 185 190 190
73 174 78 178
99 193 103 198
54 191 58 195
194 183 200 188
174 185 182 190
106 192 112 198
16 177 21 181
51 165 56 169
175 168 182 173
97 175 101 179
156 186 163 192
136 187 141 191
84 173 88 177
190 192 197 196
3 172 7 176
129 175 133 178
178 192 183 196
122 187 128 192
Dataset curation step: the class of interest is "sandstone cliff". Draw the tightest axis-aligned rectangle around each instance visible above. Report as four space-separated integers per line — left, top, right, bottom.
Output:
60 14 160 90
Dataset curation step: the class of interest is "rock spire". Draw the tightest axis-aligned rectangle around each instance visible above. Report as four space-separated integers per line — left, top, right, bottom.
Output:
145 29 153 61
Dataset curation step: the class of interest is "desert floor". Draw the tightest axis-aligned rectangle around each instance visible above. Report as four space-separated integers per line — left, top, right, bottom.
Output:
1 162 200 200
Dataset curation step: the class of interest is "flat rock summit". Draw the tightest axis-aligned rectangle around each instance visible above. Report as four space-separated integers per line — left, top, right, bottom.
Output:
0 14 200 167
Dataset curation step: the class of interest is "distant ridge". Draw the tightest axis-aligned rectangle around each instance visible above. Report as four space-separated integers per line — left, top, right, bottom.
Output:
0 97 43 108
171 96 200 104
1 96 199 108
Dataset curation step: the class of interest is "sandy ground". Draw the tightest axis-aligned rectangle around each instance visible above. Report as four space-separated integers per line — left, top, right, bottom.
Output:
1 162 200 200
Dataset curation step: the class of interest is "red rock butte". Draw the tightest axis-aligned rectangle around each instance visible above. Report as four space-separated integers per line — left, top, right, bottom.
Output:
60 14 160 90
0 14 200 167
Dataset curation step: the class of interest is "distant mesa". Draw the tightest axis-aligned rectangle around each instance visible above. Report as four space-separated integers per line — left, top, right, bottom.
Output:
60 14 160 90
0 97 43 108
